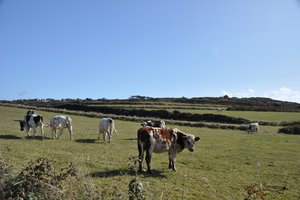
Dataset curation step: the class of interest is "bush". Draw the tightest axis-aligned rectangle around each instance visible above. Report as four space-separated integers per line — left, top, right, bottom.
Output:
0 156 99 200
278 125 300 135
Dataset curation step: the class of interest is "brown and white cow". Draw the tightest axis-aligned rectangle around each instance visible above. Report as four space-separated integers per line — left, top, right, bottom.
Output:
137 127 200 173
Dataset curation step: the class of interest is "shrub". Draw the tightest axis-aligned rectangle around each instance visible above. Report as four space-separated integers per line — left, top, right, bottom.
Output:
278 125 300 135
0 156 99 200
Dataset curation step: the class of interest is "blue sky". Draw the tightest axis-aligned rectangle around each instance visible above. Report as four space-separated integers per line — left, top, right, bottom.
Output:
1 1 300 102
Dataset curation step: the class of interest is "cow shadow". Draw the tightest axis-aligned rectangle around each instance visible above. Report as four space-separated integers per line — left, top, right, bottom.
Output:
123 138 137 141
138 170 167 178
0 135 22 139
0 135 51 140
87 169 166 178
26 136 51 140
74 139 98 143
87 169 135 178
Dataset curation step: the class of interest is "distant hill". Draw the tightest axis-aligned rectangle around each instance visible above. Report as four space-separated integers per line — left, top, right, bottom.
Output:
2 96 300 112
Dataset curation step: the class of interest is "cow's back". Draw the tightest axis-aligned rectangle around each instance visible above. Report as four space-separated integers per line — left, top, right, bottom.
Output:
138 127 174 153
99 118 113 132
50 116 69 128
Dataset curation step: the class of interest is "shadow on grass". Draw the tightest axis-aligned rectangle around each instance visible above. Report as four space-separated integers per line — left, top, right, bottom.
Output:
74 139 98 143
123 138 137 141
0 135 22 139
0 135 49 140
87 169 167 178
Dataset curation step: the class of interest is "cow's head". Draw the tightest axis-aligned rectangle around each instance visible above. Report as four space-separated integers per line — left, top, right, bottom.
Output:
184 135 201 152
19 121 25 131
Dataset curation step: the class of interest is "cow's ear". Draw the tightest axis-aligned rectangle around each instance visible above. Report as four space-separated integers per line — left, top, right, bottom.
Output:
195 136 200 142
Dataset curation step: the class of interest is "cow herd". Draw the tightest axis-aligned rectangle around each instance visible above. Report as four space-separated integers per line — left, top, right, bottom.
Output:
18 109 259 173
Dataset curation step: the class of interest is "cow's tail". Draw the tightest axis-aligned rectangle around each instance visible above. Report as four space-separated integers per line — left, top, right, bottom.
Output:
110 119 118 135
39 116 49 127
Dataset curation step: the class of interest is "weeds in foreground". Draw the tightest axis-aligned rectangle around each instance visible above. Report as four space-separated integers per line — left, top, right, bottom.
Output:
244 163 289 200
244 184 288 200
0 157 78 200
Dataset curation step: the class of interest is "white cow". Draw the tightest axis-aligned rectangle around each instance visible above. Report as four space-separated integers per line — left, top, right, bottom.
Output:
247 123 259 134
20 114 45 139
48 116 73 139
98 118 118 143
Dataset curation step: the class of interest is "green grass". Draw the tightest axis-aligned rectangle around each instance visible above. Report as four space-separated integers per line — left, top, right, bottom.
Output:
1 106 300 199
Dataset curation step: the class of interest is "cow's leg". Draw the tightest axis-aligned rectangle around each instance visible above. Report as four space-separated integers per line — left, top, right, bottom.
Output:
26 127 31 137
169 152 177 172
102 132 107 141
145 149 153 173
51 128 55 139
108 131 112 143
138 142 145 172
31 126 37 138
98 130 101 140
39 125 44 140
68 126 73 140
57 129 64 139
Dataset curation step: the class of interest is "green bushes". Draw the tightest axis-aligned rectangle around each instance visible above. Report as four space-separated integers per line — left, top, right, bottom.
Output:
278 125 300 135
56 104 250 124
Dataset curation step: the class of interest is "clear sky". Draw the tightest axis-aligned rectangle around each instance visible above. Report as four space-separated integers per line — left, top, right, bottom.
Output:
1 1 300 102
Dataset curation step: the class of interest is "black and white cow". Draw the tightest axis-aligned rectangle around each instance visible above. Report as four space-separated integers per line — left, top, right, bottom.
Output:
137 127 200 173
26 109 36 116
141 120 166 128
98 118 118 143
48 116 73 140
20 114 45 139
247 123 259 134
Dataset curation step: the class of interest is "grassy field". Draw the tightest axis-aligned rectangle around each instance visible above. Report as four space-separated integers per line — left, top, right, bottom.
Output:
0 106 299 199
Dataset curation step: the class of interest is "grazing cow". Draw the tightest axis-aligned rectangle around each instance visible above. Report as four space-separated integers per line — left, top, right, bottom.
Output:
20 114 45 139
141 120 166 128
137 127 200 173
98 118 118 143
216 108 222 112
48 116 73 139
247 123 259 134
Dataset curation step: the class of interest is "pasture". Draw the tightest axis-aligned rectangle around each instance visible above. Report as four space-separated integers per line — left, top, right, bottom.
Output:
0 106 299 199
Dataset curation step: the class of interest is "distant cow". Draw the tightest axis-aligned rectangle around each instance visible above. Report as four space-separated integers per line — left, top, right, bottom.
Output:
26 110 36 116
141 120 165 128
48 116 73 139
98 118 118 143
247 123 259 134
20 114 45 139
137 127 200 173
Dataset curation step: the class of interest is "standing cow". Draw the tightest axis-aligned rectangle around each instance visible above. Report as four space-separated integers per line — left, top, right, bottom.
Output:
247 123 259 134
141 120 166 128
137 127 200 173
26 109 36 116
20 114 45 139
98 118 118 143
48 116 73 140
